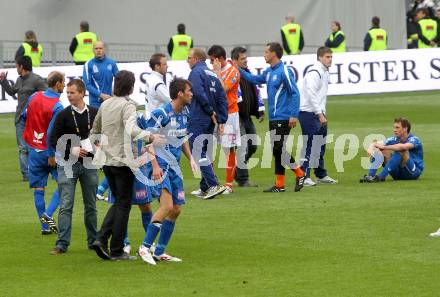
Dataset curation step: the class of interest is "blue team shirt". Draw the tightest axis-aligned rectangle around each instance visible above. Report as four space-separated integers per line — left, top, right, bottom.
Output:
138 103 190 169
83 56 118 108
384 133 424 170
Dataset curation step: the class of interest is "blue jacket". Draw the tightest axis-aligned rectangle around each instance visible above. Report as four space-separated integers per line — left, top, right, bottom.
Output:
239 61 300 121
187 61 228 124
83 56 118 109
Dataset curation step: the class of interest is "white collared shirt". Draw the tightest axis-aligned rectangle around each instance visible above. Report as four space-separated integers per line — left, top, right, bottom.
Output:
71 103 88 114
144 71 172 118
300 61 329 115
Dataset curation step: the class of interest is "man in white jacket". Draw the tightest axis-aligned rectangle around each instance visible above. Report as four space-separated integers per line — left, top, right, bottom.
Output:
144 53 172 118
299 46 338 186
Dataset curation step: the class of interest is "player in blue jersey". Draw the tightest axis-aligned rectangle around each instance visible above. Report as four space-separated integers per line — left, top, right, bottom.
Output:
137 78 198 265
360 117 424 183
22 71 65 234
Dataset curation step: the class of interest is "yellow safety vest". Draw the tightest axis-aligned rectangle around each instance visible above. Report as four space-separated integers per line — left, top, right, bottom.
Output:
418 19 438 48
368 28 387 51
73 31 97 62
328 30 346 53
22 42 43 67
281 23 301 55
171 34 192 60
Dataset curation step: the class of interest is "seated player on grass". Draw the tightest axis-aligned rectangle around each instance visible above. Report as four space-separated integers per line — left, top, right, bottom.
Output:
360 117 424 183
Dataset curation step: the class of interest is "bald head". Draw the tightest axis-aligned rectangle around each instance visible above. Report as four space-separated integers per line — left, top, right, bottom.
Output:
93 41 106 59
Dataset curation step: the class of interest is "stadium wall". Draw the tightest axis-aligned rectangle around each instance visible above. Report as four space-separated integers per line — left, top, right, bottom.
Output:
0 0 406 52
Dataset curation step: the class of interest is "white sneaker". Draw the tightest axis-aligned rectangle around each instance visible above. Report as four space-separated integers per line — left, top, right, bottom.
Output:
153 253 182 262
150 243 156 254
303 178 317 187
191 189 207 198
123 244 131 255
316 176 338 184
202 185 226 200
429 228 440 237
96 194 108 202
137 245 156 265
222 186 233 195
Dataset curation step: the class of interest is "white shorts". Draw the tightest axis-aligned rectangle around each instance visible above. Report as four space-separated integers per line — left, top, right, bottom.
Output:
219 112 241 148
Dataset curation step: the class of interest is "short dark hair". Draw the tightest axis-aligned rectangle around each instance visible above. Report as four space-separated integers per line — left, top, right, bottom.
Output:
16 56 33 72
231 46 247 60
266 42 283 59
169 78 192 100
113 70 135 97
416 8 428 16
317 46 332 59
207 45 226 59
177 23 186 34
47 71 65 88
372 16 380 27
67 79 85 94
394 117 411 133
149 53 166 71
80 21 89 32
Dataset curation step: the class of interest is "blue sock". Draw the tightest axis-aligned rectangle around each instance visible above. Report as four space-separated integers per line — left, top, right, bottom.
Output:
124 228 130 246
154 220 175 256
97 177 109 196
368 151 384 176
45 188 59 218
142 222 161 248
34 190 47 230
141 211 153 233
378 153 402 180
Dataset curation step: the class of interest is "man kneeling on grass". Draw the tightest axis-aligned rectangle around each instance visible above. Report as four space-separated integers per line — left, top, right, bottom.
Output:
360 117 424 183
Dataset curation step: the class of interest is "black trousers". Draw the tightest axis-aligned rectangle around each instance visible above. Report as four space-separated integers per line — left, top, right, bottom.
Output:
99 166 134 256
269 120 297 175
235 117 258 185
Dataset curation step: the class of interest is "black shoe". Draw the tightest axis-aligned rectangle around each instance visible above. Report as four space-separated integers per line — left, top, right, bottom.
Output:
359 175 383 183
295 175 305 192
41 229 54 235
263 185 285 193
50 247 66 255
40 213 58 234
91 240 111 260
237 181 258 187
111 252 137 261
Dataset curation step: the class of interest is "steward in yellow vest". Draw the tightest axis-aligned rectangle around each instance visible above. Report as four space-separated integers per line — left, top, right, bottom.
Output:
364 16 387 51
324 21 346 53
15 30 43 67
69 21 98 65
280 14 304 55
168 23 193 60
415 8 439 48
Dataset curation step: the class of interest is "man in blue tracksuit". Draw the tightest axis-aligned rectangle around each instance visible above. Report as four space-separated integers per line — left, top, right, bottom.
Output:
83 41 118 109
238 42 305 193
187 48 228 199
83 41 119 201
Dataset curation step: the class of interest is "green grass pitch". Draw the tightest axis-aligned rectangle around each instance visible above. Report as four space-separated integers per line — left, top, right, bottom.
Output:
1 91 440 297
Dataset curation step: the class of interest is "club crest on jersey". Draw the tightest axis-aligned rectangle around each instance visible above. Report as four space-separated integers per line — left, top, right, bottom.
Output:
170 117 177 126
33 131 44 144
93 65 99 73
107 64 112 71
272 75 278 81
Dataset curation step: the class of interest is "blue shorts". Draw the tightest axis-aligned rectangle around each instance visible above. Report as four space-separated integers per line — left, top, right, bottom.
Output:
108 165 152 205
28 149 58 188
389 157 422 180
150 166 186 206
